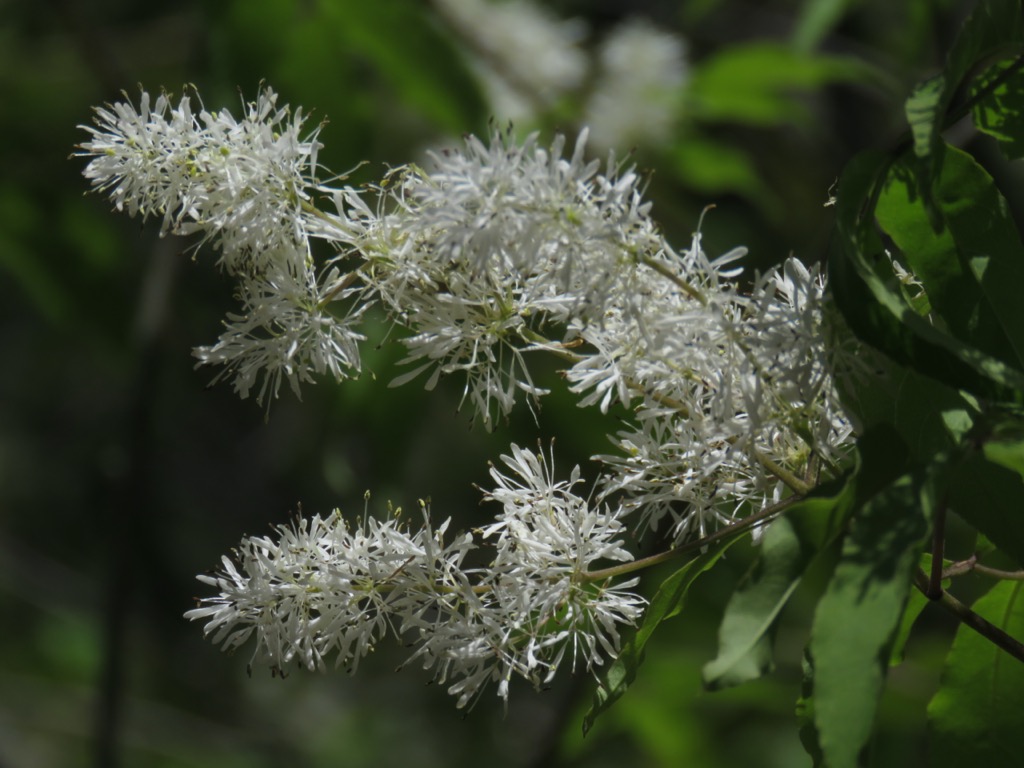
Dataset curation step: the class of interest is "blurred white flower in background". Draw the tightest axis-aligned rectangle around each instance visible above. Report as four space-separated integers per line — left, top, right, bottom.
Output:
434 0 588 122
584 18 689 152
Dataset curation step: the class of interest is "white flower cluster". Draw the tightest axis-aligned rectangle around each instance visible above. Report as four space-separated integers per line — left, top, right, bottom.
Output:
360 127 662 424
79 88 367 403
186 447 642 708
80 85 853 705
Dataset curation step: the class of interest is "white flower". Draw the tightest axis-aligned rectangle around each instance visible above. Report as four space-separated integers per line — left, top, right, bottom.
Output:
189 446 644 708
483 447 642 671
362 127 663 425
584 19 689 152
569 229 851 541
404 444 643 707
79 87 324 276
186 507 474 675
193 256 367 404
80 87 373 403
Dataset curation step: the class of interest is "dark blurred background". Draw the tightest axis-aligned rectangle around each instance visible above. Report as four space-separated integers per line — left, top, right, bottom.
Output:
0 0 990 766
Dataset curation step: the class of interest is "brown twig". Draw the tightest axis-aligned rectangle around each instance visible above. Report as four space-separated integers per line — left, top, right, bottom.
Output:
914 568 1024 664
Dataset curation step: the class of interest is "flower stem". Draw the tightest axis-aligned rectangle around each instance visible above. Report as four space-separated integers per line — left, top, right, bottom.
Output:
639 254 707 305
582 493 803 583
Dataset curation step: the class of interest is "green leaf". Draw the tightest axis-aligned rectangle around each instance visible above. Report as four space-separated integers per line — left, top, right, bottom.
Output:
810 470 931 768
973 56 1024 160
927 581 1024 768
702 516 806 689
875 148 1024 369
836 354 974 462
830 150 1024 402
944 449 1024 568
702 474 856 690
938 147 1024 369
670 137 770 201
984 435 1024 482
796 650 825 768
688 43 874 126
889 573 931 667
791 0 854 53
583 539 739 734
904 0 1023 203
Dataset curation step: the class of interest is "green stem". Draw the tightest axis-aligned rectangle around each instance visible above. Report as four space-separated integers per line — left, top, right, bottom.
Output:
639 254 707 305
581 493 803 583
750 448 812 495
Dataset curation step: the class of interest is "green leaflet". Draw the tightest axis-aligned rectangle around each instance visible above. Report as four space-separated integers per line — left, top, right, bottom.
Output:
791 0 854 53
582 539 739 734
701 516 807 690
809 471 930 768
944 449 1024 569
888 555 936 667
972 57 1024 160
796 650 824 768
904 0 1023 212
830 150 1024 403
985 434 1024 482
875 148 1024 370
701 474 854 691
318 0 487 135
688 42 875 127
670 137 770 202
835 354 974 463
927 581 1024 768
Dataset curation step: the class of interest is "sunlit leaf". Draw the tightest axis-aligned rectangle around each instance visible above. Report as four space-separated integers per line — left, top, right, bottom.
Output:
875 148 1024 369
810 469 930 768
927 581 1024 768
830 150 1024 402
972 57 1024 160
904 0 1022 214
583 539 740 733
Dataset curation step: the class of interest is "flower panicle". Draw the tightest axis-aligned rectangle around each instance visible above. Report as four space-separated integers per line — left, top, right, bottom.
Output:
187 445 644 707
81 84 858 707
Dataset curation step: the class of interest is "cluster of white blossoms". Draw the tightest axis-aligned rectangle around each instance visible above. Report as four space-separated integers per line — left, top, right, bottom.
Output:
79 86 853 706
79 89 367 402
185 446 642 707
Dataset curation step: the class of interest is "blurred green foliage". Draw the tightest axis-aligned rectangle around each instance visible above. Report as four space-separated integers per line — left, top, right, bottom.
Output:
0 0 1007 766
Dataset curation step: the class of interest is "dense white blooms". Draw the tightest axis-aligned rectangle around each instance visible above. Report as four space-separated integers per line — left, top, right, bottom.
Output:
584 19 689 152
78 88 368 403
83 84 856 708
361 127 664 425
188 448 644 707
581 235 851 539
193 258 368 402
79 88 322 274
185 507 474 675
